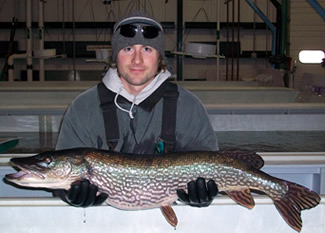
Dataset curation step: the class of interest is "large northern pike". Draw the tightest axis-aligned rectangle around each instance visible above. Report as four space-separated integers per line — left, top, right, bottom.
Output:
5 148 320 232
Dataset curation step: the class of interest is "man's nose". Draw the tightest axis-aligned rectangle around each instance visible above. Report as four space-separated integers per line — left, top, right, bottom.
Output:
132 48 143 64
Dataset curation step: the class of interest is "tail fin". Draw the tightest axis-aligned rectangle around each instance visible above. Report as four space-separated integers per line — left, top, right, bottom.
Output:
273 181 321 232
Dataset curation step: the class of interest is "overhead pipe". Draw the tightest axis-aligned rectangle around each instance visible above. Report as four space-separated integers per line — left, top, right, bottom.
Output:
38 0 45 81
252 0 256 57
176 0 183 81
231 0 234 81
281 0 292 87
281 0 288 70
225 0 240 81
26 0 33 81
269 0 282 63
216 0 220 81
72 0 77 80
307 0 325 21
226 1 229 80
8 0 33 82
237 0 240 81
245 0 276 56
8 54 28 82
62 0 66 56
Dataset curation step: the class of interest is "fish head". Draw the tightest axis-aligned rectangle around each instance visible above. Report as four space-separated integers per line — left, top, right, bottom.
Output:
5 150 89 190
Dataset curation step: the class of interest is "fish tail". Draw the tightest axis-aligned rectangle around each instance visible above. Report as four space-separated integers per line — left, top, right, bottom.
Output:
273 181 321 232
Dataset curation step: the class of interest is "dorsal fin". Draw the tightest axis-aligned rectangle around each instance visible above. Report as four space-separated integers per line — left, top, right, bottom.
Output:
220 151 264 169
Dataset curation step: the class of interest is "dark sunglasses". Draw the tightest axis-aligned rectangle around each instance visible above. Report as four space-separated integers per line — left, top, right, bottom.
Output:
118 24 160 39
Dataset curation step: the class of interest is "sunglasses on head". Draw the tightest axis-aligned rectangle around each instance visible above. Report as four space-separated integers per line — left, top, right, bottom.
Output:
118 24 160 39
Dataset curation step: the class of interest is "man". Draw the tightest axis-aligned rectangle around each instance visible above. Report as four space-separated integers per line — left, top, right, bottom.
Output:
56 11 219 208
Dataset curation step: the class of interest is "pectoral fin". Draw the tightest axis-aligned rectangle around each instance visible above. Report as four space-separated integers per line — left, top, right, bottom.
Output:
226 188 255 209
160 205 178 227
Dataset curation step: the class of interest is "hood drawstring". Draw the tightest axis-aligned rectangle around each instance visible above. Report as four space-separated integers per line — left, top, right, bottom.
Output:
114 87 136 119
102 68 171 105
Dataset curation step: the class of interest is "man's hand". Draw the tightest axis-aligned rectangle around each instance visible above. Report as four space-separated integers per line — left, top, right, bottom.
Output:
177 177 218 207
57 180 108 207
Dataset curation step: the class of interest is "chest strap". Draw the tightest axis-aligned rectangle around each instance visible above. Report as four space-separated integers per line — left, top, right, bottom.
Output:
160 82 178 153
97 81 179 153
97 82 119 151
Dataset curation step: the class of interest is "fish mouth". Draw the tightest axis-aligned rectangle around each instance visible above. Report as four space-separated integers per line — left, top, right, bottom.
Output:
5 165 45 181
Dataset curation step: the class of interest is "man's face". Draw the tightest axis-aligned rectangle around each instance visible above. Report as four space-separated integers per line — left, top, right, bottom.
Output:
117 44 160 93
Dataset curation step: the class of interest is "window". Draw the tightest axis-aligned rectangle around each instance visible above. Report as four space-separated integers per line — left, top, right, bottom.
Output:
298 50 325 64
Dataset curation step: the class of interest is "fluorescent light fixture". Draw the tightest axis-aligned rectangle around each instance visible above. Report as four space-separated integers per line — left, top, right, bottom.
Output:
298 50 325 64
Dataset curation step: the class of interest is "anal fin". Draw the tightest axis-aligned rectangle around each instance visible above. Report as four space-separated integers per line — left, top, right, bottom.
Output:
226 188 255 209
160 205 178 227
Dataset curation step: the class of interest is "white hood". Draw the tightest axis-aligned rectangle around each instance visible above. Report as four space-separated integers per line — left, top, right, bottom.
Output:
102 68 171 118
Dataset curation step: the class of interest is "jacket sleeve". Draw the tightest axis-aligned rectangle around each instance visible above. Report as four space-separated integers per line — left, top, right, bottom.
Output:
56 101 94 150
175 88 219 151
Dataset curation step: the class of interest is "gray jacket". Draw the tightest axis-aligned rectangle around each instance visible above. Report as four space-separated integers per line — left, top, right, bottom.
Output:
56 83 218 153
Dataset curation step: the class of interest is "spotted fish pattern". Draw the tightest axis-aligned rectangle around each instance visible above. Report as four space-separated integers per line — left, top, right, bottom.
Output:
5 148 321 232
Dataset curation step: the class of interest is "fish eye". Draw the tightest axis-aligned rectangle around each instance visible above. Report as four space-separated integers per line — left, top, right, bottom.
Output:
37 162 49 168
43 157 52 164
36 156 52 168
